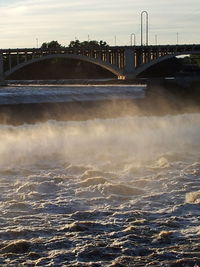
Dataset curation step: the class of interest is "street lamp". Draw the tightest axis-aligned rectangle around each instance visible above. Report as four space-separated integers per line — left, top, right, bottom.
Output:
155 34 158 45
36 38 38 48
176 32 179 44
141 10 149 46
130 33 136 46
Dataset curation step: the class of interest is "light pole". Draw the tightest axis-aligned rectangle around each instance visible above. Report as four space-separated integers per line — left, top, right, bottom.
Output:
130 33 136 46
114 35 117 46
176 32 179 44
36 38 38 48
155 34 157 45
141 10 149 46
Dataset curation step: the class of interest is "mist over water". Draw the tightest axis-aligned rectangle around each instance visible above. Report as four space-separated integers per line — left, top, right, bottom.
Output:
0 85 200 266
0 113 200 169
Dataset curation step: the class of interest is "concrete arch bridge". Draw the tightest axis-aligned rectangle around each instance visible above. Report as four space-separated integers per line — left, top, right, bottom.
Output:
0 44 200 82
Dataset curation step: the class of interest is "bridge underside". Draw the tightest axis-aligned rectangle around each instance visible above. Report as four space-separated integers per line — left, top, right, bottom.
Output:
133 51 200 78
4 54 124 80
6 57 117 80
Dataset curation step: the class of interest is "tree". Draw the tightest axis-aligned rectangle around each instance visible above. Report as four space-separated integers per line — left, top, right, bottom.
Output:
40 39 109 49
41 40 62 49
68 39 109 49
68 40 81 49
99 40 108 47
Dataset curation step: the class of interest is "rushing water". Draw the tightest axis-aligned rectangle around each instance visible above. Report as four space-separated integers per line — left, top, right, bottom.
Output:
0 84 199 266
0 84 145 104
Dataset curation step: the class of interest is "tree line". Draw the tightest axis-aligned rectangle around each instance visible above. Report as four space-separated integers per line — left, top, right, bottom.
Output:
41 40 109 49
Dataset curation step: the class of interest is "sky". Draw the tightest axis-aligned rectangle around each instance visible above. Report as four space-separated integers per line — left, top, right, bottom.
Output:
0 0 199 48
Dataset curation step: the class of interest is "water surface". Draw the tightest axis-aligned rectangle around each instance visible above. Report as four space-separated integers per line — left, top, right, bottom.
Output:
0 84 199 266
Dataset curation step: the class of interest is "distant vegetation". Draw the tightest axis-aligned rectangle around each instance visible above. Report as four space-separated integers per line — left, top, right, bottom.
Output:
41 40 62 49
68 40 109 49
40 40 109 49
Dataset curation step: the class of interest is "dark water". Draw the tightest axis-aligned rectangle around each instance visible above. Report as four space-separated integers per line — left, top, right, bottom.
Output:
0 84 199 266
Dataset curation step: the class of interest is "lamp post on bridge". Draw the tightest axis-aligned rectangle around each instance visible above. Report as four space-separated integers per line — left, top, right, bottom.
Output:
114 35 117 46
130 33 136 46
141 10 149 46
155 34 158 45
176 32 179 44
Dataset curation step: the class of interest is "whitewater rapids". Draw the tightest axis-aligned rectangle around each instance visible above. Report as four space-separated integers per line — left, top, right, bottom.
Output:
0 113 200 266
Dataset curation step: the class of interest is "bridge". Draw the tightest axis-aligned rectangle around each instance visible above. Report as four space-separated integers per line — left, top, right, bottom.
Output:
0 44 200 83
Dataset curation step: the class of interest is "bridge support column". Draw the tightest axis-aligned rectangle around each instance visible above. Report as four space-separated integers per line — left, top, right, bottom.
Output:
0 53 5 85
123 48 135 79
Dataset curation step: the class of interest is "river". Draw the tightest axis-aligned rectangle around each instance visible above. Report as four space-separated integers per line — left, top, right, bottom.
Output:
0 84 199 266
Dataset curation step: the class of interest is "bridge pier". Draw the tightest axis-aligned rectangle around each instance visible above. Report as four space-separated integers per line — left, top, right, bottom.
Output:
0 53 5 85
123 48 135 79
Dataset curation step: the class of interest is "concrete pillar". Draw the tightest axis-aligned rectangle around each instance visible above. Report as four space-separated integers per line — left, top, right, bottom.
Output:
124 48 135 78
148 48 151 62
120 51 124 68
25 51 28 62
17 52 20 64
133 49 136 68
0 52 5 85
106 51 110 64
114 51 118 65
116 53 119 68
9 53 12 71
155 51 159 59
136 50 142 68
110 52 113 64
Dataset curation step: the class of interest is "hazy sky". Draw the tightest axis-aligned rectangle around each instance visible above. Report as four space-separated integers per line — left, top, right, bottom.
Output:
0 0 199 48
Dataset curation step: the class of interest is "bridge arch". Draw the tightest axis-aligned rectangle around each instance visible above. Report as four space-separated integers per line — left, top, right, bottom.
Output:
134 50 200 77
5 53 124 79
